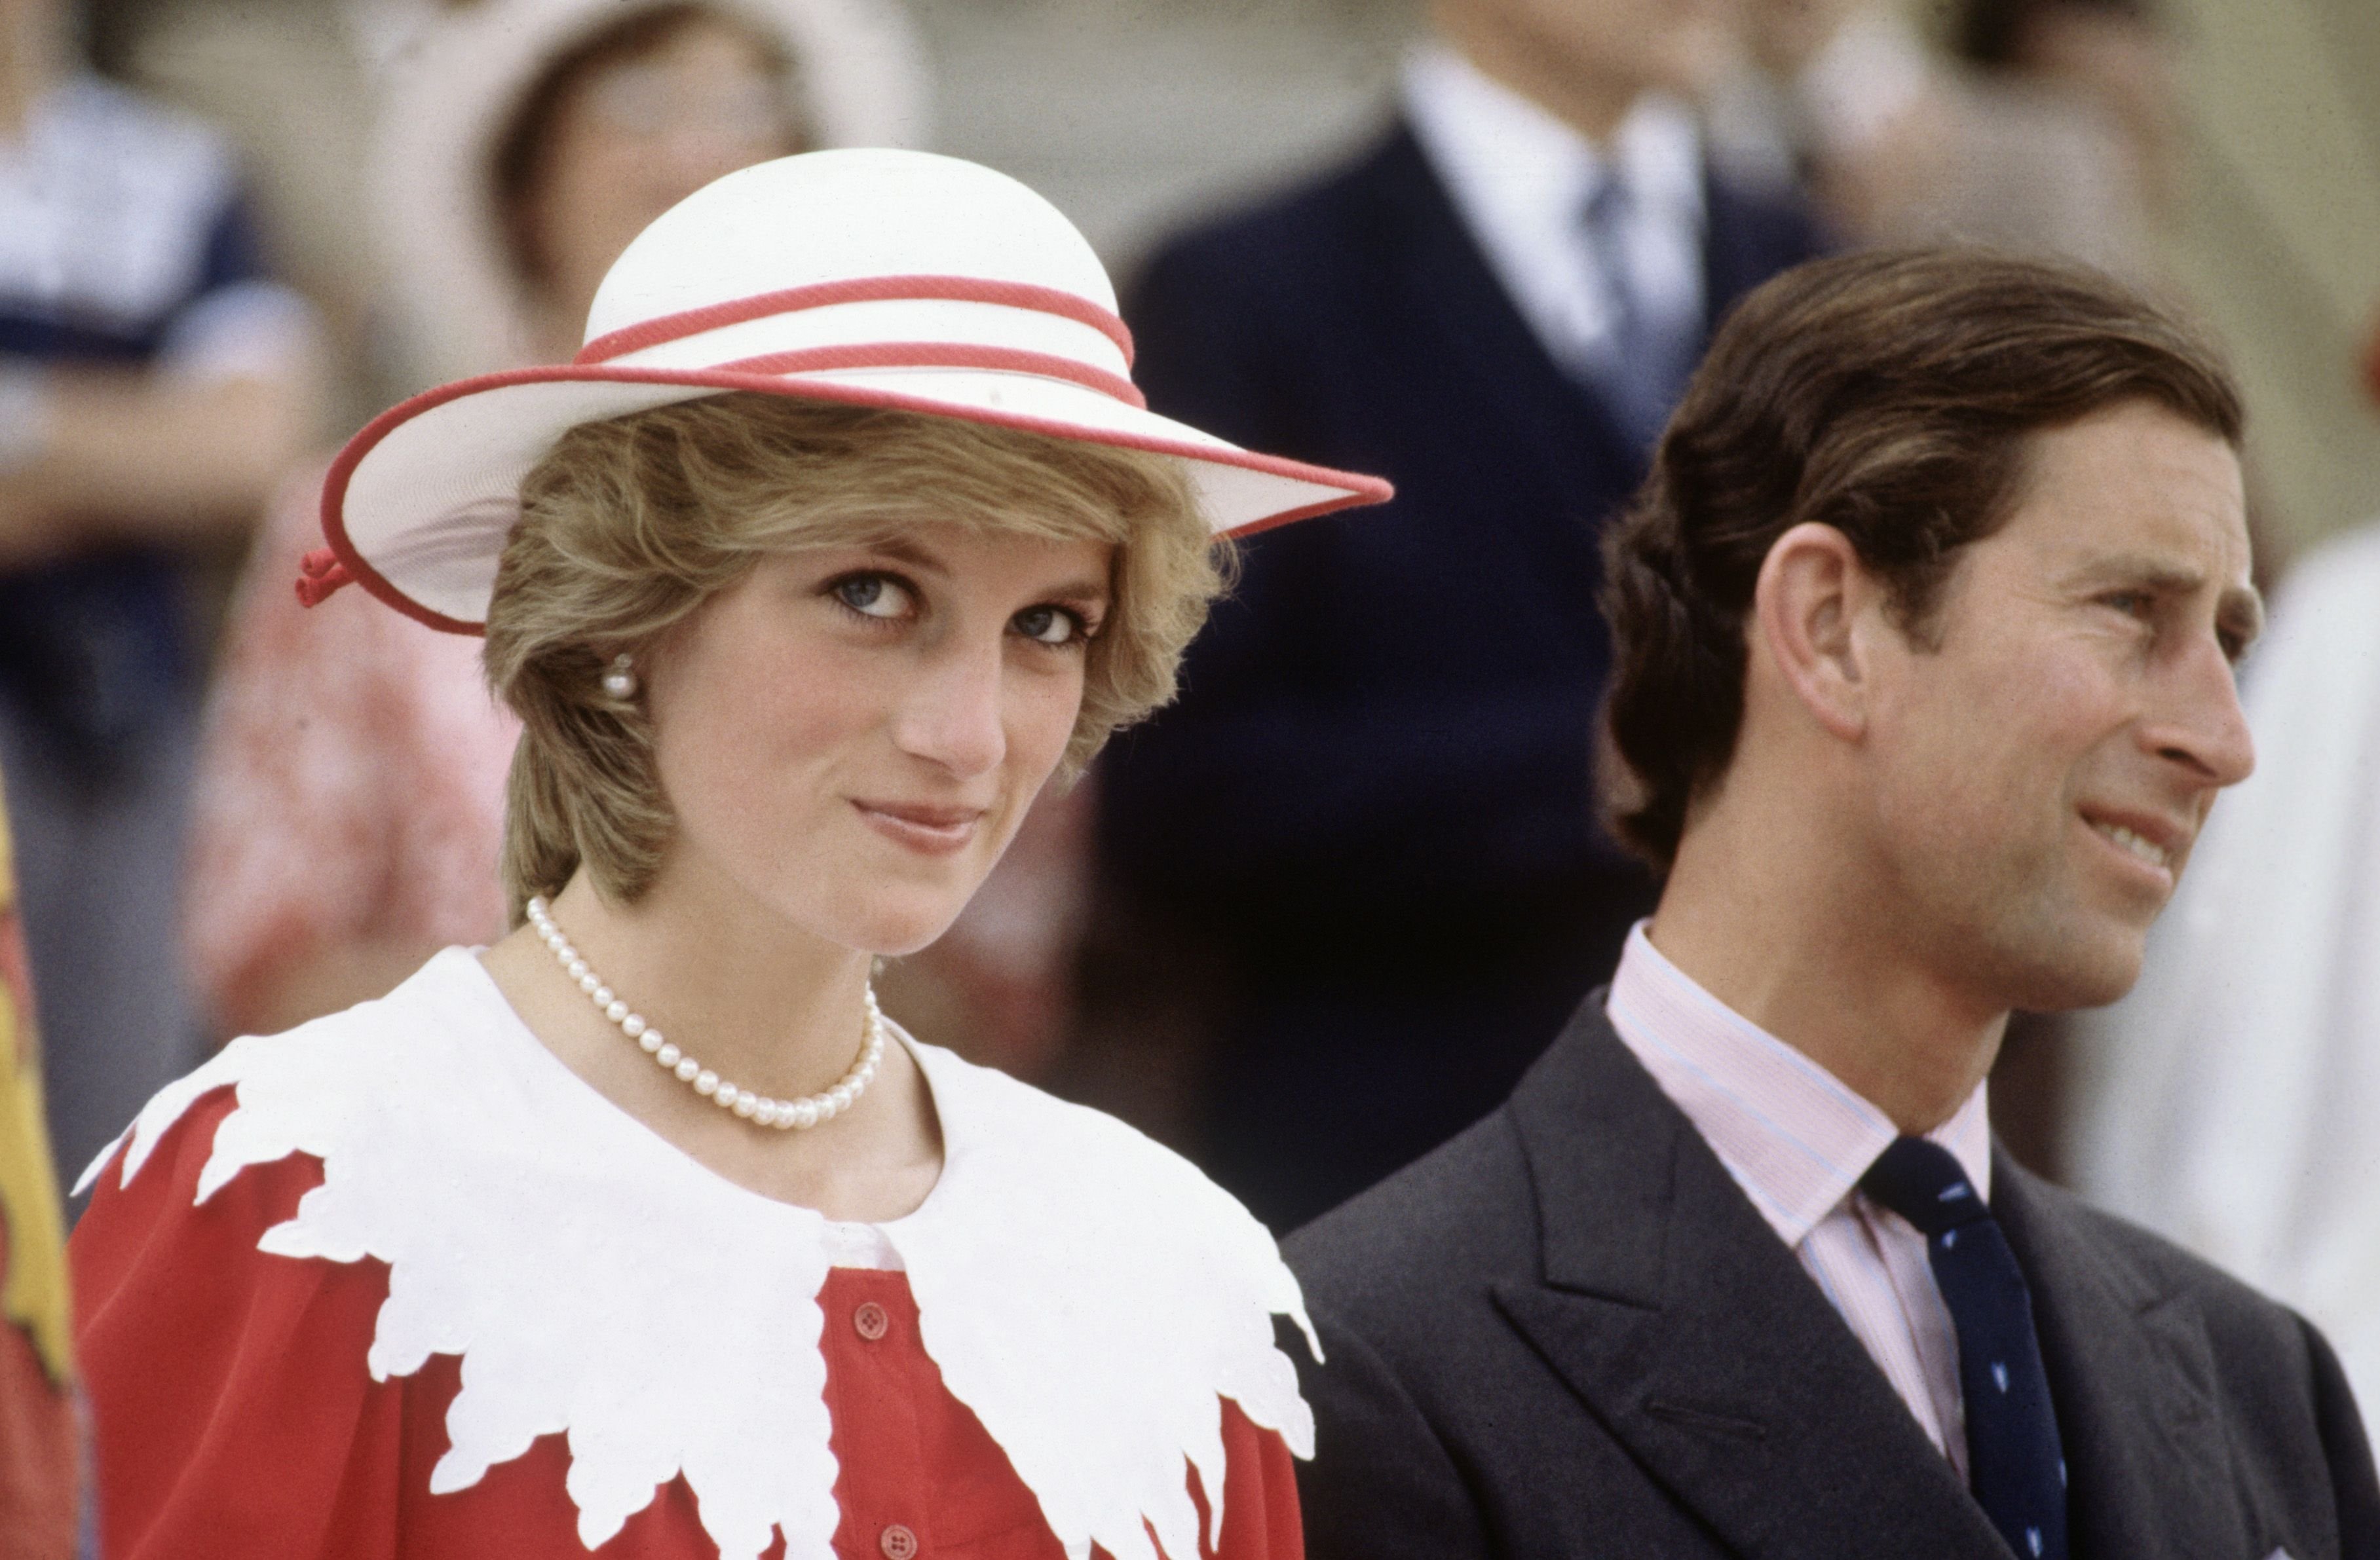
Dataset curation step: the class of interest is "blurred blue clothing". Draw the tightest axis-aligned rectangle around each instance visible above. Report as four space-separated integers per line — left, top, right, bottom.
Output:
1097 116 1824 1231
0 75 299 1188
0 75 286 770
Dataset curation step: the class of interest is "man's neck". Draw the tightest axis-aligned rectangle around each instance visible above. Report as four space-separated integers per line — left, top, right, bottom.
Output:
1431 11 1637 145
1648 795 2008 1135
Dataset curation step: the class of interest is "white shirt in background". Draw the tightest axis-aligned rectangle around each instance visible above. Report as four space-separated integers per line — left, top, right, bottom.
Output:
1399 41 1707 386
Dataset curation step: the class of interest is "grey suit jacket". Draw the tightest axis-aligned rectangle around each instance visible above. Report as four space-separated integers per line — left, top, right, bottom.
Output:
1285 997 2380 1559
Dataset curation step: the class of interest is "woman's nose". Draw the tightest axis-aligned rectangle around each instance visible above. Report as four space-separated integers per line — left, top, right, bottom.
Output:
892 639 1006 778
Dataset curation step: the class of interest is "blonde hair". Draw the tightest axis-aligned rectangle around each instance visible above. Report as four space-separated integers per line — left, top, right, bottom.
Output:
482 392 1224 921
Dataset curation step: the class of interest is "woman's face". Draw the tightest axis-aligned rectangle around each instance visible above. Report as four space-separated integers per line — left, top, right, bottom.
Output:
643 522 1114 957
525 14 802 350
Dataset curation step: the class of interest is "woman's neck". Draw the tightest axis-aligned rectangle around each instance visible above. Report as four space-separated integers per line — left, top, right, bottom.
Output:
479 866 943 1221
546 868 877 1098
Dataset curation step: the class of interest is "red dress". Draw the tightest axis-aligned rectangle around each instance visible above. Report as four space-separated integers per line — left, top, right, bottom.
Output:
69 952 1312 1560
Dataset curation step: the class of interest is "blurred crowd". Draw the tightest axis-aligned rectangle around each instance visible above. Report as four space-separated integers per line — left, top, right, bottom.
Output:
1 0 2377 1540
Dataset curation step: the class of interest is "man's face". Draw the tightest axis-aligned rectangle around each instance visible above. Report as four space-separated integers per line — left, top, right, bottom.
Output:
1857 400 2259 1012
1445 0 1739 104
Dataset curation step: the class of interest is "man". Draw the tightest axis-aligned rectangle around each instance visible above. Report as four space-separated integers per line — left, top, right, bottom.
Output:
0 0 314 1184
1287 249 2380 1557
1091 0 1825 1229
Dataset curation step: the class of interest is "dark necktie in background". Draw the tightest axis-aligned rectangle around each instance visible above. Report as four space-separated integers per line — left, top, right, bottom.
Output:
1861 1136 2071 1560
1578 172 1697 454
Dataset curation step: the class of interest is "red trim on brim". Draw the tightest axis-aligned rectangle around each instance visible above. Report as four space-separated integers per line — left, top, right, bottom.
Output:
576 275 1137 367
718 343 1144 409
318 363 1393 636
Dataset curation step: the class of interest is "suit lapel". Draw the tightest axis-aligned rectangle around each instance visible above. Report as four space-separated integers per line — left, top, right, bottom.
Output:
1370 126 1646 516
1496 1004 2012 1559
1992 1161 2251 1560
1372 129 1817 530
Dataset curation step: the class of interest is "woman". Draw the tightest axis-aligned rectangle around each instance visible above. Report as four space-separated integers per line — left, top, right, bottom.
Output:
185 0 924 1041
72 149 1388 1559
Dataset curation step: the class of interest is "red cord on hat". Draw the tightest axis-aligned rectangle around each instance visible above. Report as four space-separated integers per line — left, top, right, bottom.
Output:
295 547 354 607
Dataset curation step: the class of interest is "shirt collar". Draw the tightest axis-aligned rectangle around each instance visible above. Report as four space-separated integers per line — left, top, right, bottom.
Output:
1604 921 1993 1248
1401 40 1703 243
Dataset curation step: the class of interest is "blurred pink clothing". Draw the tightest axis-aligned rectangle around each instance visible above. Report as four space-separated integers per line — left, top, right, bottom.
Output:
184 462 517 1040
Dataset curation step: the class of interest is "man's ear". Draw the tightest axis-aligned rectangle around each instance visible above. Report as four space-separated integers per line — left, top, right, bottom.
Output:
1752 523 1875 743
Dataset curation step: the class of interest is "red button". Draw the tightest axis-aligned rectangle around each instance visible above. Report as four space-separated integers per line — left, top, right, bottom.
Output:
853 1301 890 1341
879 1523 918 1559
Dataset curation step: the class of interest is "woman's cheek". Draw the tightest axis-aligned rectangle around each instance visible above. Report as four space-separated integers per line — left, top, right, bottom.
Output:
1008 665 1085 776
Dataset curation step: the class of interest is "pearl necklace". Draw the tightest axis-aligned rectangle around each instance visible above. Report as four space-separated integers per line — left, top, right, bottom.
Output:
525 896 886 1131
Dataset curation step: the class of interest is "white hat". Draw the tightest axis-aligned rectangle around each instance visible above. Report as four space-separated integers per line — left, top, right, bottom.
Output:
368 0 931 390
318 149 1393 632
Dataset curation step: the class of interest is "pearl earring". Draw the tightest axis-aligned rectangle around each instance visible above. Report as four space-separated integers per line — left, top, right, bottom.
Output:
601 652 637 701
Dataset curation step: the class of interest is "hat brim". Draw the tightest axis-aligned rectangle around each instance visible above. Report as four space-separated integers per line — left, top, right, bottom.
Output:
323 362 1394 633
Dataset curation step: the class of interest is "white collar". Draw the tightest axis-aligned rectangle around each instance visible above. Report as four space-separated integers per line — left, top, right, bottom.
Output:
1604 922 1993 1248
1401 40 1706 369
86 949 1315 1560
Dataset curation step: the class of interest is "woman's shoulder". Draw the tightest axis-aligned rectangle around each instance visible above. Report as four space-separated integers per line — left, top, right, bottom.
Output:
903 1036 1297 1276
77 948 497 1205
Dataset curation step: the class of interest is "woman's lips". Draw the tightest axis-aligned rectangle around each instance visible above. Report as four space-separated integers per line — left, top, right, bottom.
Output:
852 800 983 856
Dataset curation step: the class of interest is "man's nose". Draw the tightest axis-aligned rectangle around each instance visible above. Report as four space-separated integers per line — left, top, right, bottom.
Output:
2144 636 2255 789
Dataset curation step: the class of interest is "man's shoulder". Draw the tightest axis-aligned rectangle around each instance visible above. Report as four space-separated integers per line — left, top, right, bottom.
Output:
2003 1161 2380 1532
1285 1103 1538 1328
2007 1160 2323 1357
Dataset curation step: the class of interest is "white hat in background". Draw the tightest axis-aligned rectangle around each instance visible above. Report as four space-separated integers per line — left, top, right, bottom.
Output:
369 0 930 390
316 149 1393 631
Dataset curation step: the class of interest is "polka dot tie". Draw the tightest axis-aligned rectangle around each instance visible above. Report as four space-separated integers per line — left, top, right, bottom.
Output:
1861 1137 2069 1560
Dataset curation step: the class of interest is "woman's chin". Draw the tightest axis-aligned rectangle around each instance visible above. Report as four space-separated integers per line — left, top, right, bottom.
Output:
837 899 972 961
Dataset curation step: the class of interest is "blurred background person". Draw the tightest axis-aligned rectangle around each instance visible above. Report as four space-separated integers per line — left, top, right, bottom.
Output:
1709 0 2172 281
2066 310 2380 1428
0 766 82 1560
1087 0 1828 1230
182 0 928 1048
0 0 317 1187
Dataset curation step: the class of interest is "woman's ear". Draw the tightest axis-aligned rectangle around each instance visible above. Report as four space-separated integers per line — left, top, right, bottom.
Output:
1751 522 1876 743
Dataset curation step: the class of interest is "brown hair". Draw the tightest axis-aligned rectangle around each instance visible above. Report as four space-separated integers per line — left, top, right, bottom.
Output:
482 393 1222 919
1599 247 2244 869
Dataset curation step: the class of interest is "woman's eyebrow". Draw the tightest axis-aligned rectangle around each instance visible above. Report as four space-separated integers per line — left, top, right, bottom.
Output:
859 536 952 578
1037 576 1111 606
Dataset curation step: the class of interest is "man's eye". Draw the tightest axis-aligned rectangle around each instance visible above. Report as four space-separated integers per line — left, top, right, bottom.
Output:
2101 591 2153 620
1013 605 1082 646
833 574 909 619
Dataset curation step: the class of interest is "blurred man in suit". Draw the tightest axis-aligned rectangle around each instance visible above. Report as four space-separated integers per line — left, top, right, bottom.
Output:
1095 0 1825 1231
1286 248 2380 1557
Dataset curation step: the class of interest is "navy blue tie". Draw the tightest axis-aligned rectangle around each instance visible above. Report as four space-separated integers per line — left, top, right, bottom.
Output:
1860 1137 2069 1560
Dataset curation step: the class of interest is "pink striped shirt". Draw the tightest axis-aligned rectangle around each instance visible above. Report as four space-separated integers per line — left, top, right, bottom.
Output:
1604 921 1991 1478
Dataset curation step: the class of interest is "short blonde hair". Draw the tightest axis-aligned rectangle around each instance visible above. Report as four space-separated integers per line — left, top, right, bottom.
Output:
482 393 1224 921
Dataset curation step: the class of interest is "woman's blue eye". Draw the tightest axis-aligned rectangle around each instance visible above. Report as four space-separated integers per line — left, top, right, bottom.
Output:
1013 605 1080 646
834 574 907 619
